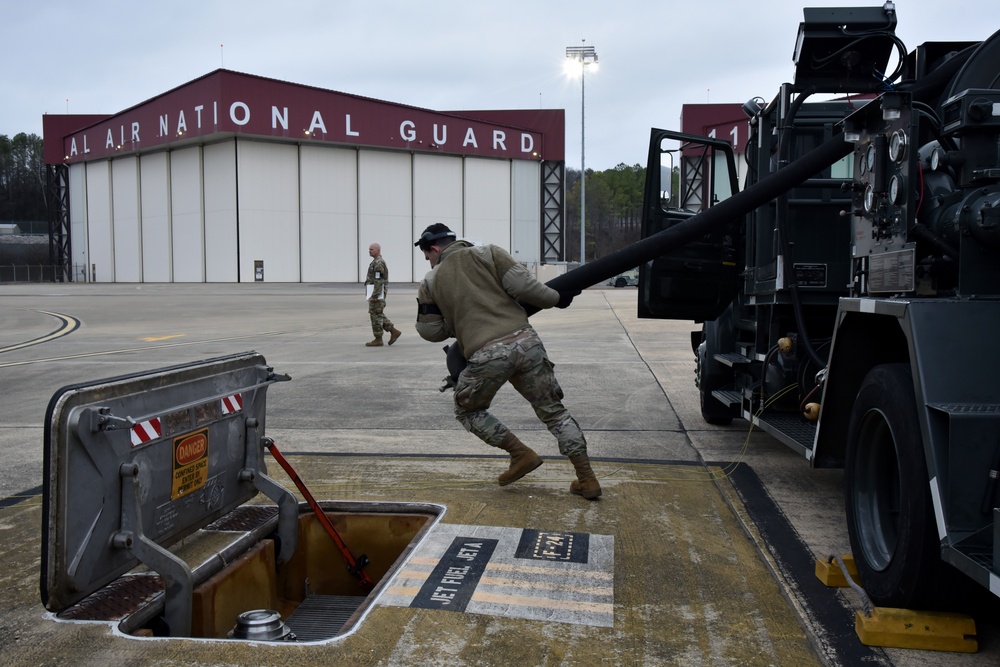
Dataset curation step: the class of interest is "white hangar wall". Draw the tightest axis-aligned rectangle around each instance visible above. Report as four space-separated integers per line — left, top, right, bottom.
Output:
511 161 541 267
68 162 87 276
170 147 203 282
300 145 358 282
111 158 141 282
139 153 170 282
412 153 463 276
73 137 543 284
203 142 238 283
359 150 413 282
86 161 113 282
238 141 300 282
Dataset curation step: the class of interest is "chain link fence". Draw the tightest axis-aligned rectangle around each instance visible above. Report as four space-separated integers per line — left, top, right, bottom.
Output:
0 264 87 283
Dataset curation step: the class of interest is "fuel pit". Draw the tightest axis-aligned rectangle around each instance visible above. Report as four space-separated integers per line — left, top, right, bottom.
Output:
41 352 442 642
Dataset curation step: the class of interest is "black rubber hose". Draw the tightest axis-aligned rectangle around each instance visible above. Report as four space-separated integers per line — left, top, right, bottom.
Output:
899 44 974 107
774 87 829 370
526 132 853 315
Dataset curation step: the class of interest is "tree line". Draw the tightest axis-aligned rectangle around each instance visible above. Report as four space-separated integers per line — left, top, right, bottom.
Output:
0 133 47 225
564 162 646 263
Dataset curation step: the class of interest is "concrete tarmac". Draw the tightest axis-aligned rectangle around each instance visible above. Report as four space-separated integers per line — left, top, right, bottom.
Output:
0 282 997 666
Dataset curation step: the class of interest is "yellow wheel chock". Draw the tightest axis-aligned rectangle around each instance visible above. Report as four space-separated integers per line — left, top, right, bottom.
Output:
816 554 978 653
815 553 858 587
855 607 977 653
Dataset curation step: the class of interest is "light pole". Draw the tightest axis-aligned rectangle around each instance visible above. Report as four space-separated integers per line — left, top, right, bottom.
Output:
566 41 597 265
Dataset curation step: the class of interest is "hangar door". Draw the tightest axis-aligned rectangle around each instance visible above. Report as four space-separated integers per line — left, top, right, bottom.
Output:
70 139 544 283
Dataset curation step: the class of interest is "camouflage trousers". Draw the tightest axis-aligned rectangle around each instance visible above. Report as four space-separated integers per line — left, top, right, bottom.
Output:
368 299 394 337
453 327 587 457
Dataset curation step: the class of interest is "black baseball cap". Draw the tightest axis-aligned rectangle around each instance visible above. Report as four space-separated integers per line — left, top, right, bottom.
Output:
414 223 457 250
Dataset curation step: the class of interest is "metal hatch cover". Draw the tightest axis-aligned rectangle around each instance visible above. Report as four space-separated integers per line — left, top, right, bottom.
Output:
40 351 294 618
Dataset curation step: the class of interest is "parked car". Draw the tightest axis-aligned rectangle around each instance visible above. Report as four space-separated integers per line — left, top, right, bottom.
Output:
608 268 639 288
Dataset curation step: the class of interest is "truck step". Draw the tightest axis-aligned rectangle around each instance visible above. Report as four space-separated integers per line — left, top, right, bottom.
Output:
713 352 752 367
711 389 742 408
751 413 816 458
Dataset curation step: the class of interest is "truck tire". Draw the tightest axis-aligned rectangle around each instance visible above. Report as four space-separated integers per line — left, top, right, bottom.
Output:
696 306 734 425
615 277 627 288
845 363 960 609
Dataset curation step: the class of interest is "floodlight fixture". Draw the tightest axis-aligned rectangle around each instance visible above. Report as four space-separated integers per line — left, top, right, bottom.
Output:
565 45 598 64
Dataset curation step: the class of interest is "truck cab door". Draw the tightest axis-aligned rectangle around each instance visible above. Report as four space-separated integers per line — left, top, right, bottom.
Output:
638 129 742 321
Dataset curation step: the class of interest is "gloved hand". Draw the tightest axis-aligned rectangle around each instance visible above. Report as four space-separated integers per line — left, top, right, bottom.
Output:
556 289 579 309
439 342 467 392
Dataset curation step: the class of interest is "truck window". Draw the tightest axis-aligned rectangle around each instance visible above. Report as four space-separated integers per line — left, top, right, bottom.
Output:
658 141 674 211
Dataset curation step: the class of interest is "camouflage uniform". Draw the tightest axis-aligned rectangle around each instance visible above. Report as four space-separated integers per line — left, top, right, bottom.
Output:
455 326 587 457
366 255 394 337
416 241 588 457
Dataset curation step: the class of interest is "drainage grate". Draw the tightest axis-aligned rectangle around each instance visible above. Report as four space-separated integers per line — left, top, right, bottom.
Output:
284 595 367 641
57 574 164 621
204 505 278 532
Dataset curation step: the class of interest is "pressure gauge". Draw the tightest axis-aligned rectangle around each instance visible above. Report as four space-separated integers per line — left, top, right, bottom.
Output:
864 184 876 212
888 130 907 163
858 149 868 176
930 147 944 171
888 174 904 205
866 143 877 172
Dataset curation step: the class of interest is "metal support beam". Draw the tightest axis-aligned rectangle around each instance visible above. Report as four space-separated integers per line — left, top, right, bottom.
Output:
540 160 565 262
46 164 71 282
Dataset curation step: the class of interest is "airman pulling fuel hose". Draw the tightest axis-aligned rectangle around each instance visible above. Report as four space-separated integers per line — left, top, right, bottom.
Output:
440 133 853 386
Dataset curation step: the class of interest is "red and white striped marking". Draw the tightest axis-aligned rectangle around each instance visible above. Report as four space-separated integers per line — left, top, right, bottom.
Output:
222 393 243 414
130 418 162 447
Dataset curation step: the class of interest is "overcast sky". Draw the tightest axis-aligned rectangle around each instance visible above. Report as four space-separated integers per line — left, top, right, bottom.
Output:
5 0 998 171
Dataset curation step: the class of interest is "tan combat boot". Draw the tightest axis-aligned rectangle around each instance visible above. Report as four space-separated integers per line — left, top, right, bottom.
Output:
365 336 383 347
388 327 402 345
569 454 602 499
496 432 543 486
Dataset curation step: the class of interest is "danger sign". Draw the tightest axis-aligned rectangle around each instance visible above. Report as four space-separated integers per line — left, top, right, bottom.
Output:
171 428 209 500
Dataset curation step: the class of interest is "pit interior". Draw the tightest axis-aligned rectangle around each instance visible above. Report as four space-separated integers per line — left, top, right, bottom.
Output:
60 501 440 642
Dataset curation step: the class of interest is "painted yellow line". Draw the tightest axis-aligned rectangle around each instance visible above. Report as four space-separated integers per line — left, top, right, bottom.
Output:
0 330 290 368
391 567 614 599
400 561 614 582
408 556 442 566
476 575 612 596
395 568 432 580
0 310 80 354
471 590 613 615
486 561 615 580
386 580 612 602
140 334 186 342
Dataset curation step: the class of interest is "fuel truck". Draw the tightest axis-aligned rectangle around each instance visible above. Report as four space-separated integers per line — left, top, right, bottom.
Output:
544 3 1000 610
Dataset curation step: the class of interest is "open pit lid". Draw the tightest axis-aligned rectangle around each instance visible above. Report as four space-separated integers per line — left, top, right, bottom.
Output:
40 351 287 612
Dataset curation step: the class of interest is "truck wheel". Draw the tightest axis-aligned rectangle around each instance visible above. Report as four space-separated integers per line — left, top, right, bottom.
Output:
615 277 627 288
696 307 734 425
845 363 959 609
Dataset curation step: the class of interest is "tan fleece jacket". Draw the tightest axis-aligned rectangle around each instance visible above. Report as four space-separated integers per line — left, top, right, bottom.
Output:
416 241 559 355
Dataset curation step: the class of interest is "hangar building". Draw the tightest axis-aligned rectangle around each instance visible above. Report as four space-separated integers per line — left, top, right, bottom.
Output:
41 70 566 283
